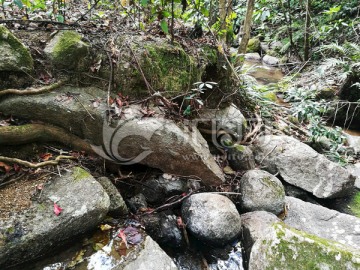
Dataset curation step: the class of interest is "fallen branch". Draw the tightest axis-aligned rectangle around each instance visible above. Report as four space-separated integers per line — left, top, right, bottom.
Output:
0 155 76 169
142 189 198 215
241 112 263 145
0 80 66 97
0 123 95 154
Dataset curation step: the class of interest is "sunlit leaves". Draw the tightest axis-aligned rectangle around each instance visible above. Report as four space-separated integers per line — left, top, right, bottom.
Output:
160 19 169 34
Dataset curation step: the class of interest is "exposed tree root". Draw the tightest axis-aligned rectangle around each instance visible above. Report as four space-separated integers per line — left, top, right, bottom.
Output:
0 80 66 97
0 155 76 169
0 123 95 154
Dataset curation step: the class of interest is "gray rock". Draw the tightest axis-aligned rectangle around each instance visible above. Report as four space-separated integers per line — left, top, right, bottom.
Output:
353 163 360 189
0 167 110 268
252 135 355 198
249 222 360 270
240 211 279 268
262 55 279 66
127 193 148 213
228 145 256 171
44 30 89 70
0 25 33 72
99 109 225 186
239 170 285 215
97 177 128 216
197 103 247 145
142 213 184 248
0 86 106 145
244 53 261 61
181 193 241 246
260 42 269 53
284 196 360 250
113 236 178 270
269 41 283 50
345 133 360 154
140 175 188 204
0 89 224 186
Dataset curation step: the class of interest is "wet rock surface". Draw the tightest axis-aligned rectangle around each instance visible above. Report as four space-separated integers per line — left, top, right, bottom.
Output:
119 236 178 270
142 213 184 248
0 167 110 268
238 169 285 214
181 193 241 246
253 135 355 198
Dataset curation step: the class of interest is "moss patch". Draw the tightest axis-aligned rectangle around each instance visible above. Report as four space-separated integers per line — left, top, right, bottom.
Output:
45 31 89 69
0 25 33 72
72 167 91 181
261 91 277 101
349 191 360 218
141 43 200 96
246 38 260 53
259 223 360 269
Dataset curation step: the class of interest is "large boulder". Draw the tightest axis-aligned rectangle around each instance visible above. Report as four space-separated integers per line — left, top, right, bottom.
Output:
238 169 285 215
0 25 33 72
249 222 360 270
252 135 355 198
284 196 360 250
0 87 224 186
108 35 209 98
44 30 89 70
181 193 241 246
94 108 225 186
0 167 110 268
0 86 105 145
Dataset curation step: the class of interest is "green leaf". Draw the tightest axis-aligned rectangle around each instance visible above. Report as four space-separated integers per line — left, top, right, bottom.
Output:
14 0 23 8
140 0 148 6
183 105 191 115
57 14 64 23
162 11 171 18
160 19 169 34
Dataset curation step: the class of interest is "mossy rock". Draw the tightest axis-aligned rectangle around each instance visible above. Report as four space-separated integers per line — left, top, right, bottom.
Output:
349 192 360 218
112 36 205 98
250 222 360 269
317 86 337 99
44 30 89 70
246 38 260 53
0 25 33 72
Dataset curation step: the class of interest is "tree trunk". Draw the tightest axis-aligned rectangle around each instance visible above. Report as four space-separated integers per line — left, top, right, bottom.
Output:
303 0 311 61
236 0 255 65
219 0 227 42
